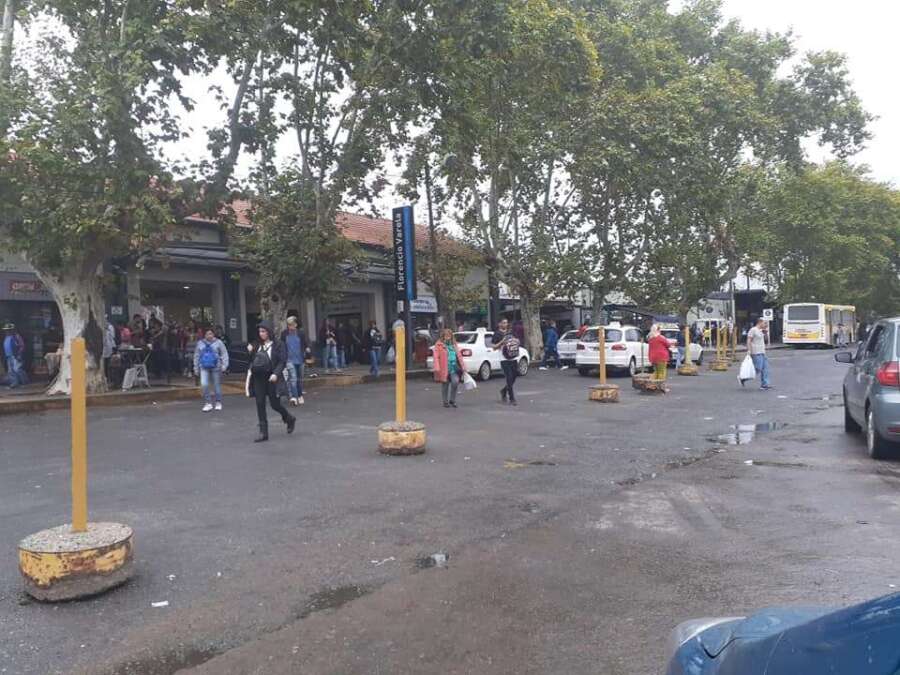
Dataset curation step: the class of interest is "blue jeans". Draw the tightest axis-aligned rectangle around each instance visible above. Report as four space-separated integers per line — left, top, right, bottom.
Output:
541 347 560 368
750 353 770 388
286 362 304 398
200 368 222 403
337 347 346 369
369 348 380 376
321 344 337 370
676 347 685 369
5 356 25 387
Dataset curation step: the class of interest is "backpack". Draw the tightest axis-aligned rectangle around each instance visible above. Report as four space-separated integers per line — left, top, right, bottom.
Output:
199 342 219 370
371 330 384 348
250 346 273 375
502 335 520 360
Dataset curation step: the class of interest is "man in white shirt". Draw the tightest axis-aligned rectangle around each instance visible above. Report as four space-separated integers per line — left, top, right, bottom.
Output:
746 318 771 390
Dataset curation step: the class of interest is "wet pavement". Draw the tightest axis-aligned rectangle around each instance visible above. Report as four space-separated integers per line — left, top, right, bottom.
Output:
0 349 897 674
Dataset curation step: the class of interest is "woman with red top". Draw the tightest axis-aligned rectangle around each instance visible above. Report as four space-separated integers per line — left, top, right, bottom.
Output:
647 324 672 388
432 328 468 408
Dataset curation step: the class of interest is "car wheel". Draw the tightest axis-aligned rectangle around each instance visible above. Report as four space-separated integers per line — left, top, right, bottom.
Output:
478 361 492 382
578 367 591 377
866 407 893 460
517 357 529 376
844 390 861 433
627 358 637 377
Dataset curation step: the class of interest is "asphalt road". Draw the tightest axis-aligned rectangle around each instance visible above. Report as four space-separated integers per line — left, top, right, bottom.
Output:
1 350 898 674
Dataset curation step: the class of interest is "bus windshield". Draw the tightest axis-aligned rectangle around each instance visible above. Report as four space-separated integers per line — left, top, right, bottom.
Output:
787 305 821 321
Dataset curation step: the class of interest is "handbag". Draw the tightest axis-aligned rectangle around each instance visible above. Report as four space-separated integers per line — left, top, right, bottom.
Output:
462 371 477 391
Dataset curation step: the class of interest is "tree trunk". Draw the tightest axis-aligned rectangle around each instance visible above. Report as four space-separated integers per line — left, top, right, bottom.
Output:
520 294 543 360
39 269 107 396
260 289 288 332
591 282 608 320
0 0 14 86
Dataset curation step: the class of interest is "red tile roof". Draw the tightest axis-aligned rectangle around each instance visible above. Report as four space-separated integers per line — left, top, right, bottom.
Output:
190 199 431 250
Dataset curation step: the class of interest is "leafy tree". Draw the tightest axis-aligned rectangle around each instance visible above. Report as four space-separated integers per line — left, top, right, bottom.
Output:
0 0 202 394
743 162 900 318
415 228 486 327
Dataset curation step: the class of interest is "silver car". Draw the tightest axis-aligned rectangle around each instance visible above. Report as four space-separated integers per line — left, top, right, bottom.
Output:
836 318 900 459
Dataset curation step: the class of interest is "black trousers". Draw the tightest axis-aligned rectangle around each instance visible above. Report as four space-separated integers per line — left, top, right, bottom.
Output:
500 360 518 402
252 375 291 428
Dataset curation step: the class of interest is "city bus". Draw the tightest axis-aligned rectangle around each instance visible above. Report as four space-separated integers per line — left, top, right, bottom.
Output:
782 303 856 347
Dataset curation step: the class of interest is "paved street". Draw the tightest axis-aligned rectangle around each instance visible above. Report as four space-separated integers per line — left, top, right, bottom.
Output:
1 350 899 674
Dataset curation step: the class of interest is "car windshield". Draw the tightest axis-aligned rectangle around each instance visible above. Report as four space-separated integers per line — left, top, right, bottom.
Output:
560 331 578 341
582 328 623 343
454 332 479 344
661 331 679 340
787 305 820 321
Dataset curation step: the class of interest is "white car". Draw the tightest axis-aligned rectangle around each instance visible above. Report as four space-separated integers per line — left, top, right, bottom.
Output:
557 330 580 365
659 327 704 365
575 323 651 376
426 328 530 381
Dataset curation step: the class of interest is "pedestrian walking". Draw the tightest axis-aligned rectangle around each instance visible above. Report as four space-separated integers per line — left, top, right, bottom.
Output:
747 318 772 390
2 323 25 388
318 321 338 373
103 318 116 384
282 316 306 406
540 320 560 370
703 324 712 348
194 327 229 412
432 328 467 408
648 324 670 390
675 324 686 369
491 318 520 406
245 321 296 442
365 320 384 377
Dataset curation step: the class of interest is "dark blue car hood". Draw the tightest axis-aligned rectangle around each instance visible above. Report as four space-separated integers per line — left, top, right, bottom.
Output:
669 592 900 675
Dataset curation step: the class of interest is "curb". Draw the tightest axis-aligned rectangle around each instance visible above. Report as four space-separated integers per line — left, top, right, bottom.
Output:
0 368 433 417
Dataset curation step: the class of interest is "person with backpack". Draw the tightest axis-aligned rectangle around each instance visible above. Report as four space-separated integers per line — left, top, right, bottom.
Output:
365 320 384 377
491 317 521 406
2 322 25 388
194 327 229 412
245 321 295 442
432 328 467 408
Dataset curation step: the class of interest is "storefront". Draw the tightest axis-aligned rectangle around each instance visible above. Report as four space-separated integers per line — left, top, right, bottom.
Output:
0 272 63 377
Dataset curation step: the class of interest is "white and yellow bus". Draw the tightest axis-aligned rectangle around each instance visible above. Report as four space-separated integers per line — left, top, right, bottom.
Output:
783 303 856 347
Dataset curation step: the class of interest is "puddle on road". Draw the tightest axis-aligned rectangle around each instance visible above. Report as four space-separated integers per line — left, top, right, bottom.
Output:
297 584 372 619
415 552 450 569
109 645 219 675
711 422 788 446
504 459 558 469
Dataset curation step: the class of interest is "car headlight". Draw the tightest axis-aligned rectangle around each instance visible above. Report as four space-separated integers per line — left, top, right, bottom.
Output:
666 617 743 660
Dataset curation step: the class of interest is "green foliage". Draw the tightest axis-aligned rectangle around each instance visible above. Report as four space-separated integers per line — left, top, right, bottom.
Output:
415 228 486 319
743 163 900 317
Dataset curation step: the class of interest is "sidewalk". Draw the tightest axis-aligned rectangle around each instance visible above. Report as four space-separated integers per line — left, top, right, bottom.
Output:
0 362 432 416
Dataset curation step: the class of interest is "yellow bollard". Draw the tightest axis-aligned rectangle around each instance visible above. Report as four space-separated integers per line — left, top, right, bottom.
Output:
18 337 134 601
377 321 425 454
589 326 619 402
678 325 698 376
71 338 88 533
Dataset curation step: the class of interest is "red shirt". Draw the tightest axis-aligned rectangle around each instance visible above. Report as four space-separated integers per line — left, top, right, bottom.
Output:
648 335 671 364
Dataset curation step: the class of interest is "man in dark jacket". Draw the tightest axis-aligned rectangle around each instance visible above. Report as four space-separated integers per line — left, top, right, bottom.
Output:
245 321 295 442
540 321 560 370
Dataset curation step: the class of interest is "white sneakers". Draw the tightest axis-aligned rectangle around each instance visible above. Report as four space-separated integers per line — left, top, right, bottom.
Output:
289 397 306 406
202 402 223 412
214 402 223 411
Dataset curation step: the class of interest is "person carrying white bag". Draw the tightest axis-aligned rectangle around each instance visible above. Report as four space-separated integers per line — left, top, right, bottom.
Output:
432 328 468 408
738 354 756 386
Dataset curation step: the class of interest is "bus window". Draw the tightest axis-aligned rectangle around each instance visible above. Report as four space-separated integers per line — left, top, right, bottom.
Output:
787 305 820 321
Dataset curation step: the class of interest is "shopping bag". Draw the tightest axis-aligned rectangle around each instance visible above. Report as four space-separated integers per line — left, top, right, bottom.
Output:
385 345 395 364
738 354 756 385
462 372 477 391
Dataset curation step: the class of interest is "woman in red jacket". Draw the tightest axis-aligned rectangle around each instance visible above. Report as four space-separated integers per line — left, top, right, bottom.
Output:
432 328 468 408
647 324 671 388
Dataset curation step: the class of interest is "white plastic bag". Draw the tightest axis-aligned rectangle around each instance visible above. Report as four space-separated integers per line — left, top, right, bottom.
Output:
739 354 756 384
462 372 477 391
385 345 396 364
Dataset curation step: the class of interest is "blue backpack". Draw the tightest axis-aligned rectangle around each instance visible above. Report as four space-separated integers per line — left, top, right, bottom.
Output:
199 342 219 370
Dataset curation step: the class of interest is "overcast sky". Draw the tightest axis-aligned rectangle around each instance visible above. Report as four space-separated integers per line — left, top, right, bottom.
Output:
168 0 899 194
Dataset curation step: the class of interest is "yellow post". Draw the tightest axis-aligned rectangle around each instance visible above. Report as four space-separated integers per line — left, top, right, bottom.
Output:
394 324 406 423
732 325 738 362
598 327 606 386
71 338 88 533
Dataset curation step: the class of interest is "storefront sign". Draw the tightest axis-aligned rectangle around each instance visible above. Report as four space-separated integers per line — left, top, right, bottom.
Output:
110 305 124 316
9 279 47 295
398 297 437 314
229 317 238 329
392 206 417 301
0 273 51 301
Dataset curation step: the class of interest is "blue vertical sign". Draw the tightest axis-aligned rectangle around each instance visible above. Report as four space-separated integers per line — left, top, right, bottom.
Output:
392 206 417 301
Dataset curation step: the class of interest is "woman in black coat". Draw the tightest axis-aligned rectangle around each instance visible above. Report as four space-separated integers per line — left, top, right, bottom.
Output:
245 321 295 442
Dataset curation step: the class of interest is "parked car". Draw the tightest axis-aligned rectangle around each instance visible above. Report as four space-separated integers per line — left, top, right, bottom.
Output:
557 330 580 366
659 325 704 365
835 317 900 459
575 323 650 376
666 592 900 675
426 328 530 381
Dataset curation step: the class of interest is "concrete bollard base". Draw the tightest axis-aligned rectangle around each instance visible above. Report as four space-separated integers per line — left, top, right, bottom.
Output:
677 364 699 376
589 384 620 403
711 360 730 372
19 522 134 602
378 421 427 456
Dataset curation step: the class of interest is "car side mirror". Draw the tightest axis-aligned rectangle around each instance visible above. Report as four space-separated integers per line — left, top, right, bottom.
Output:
834 352 853 364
